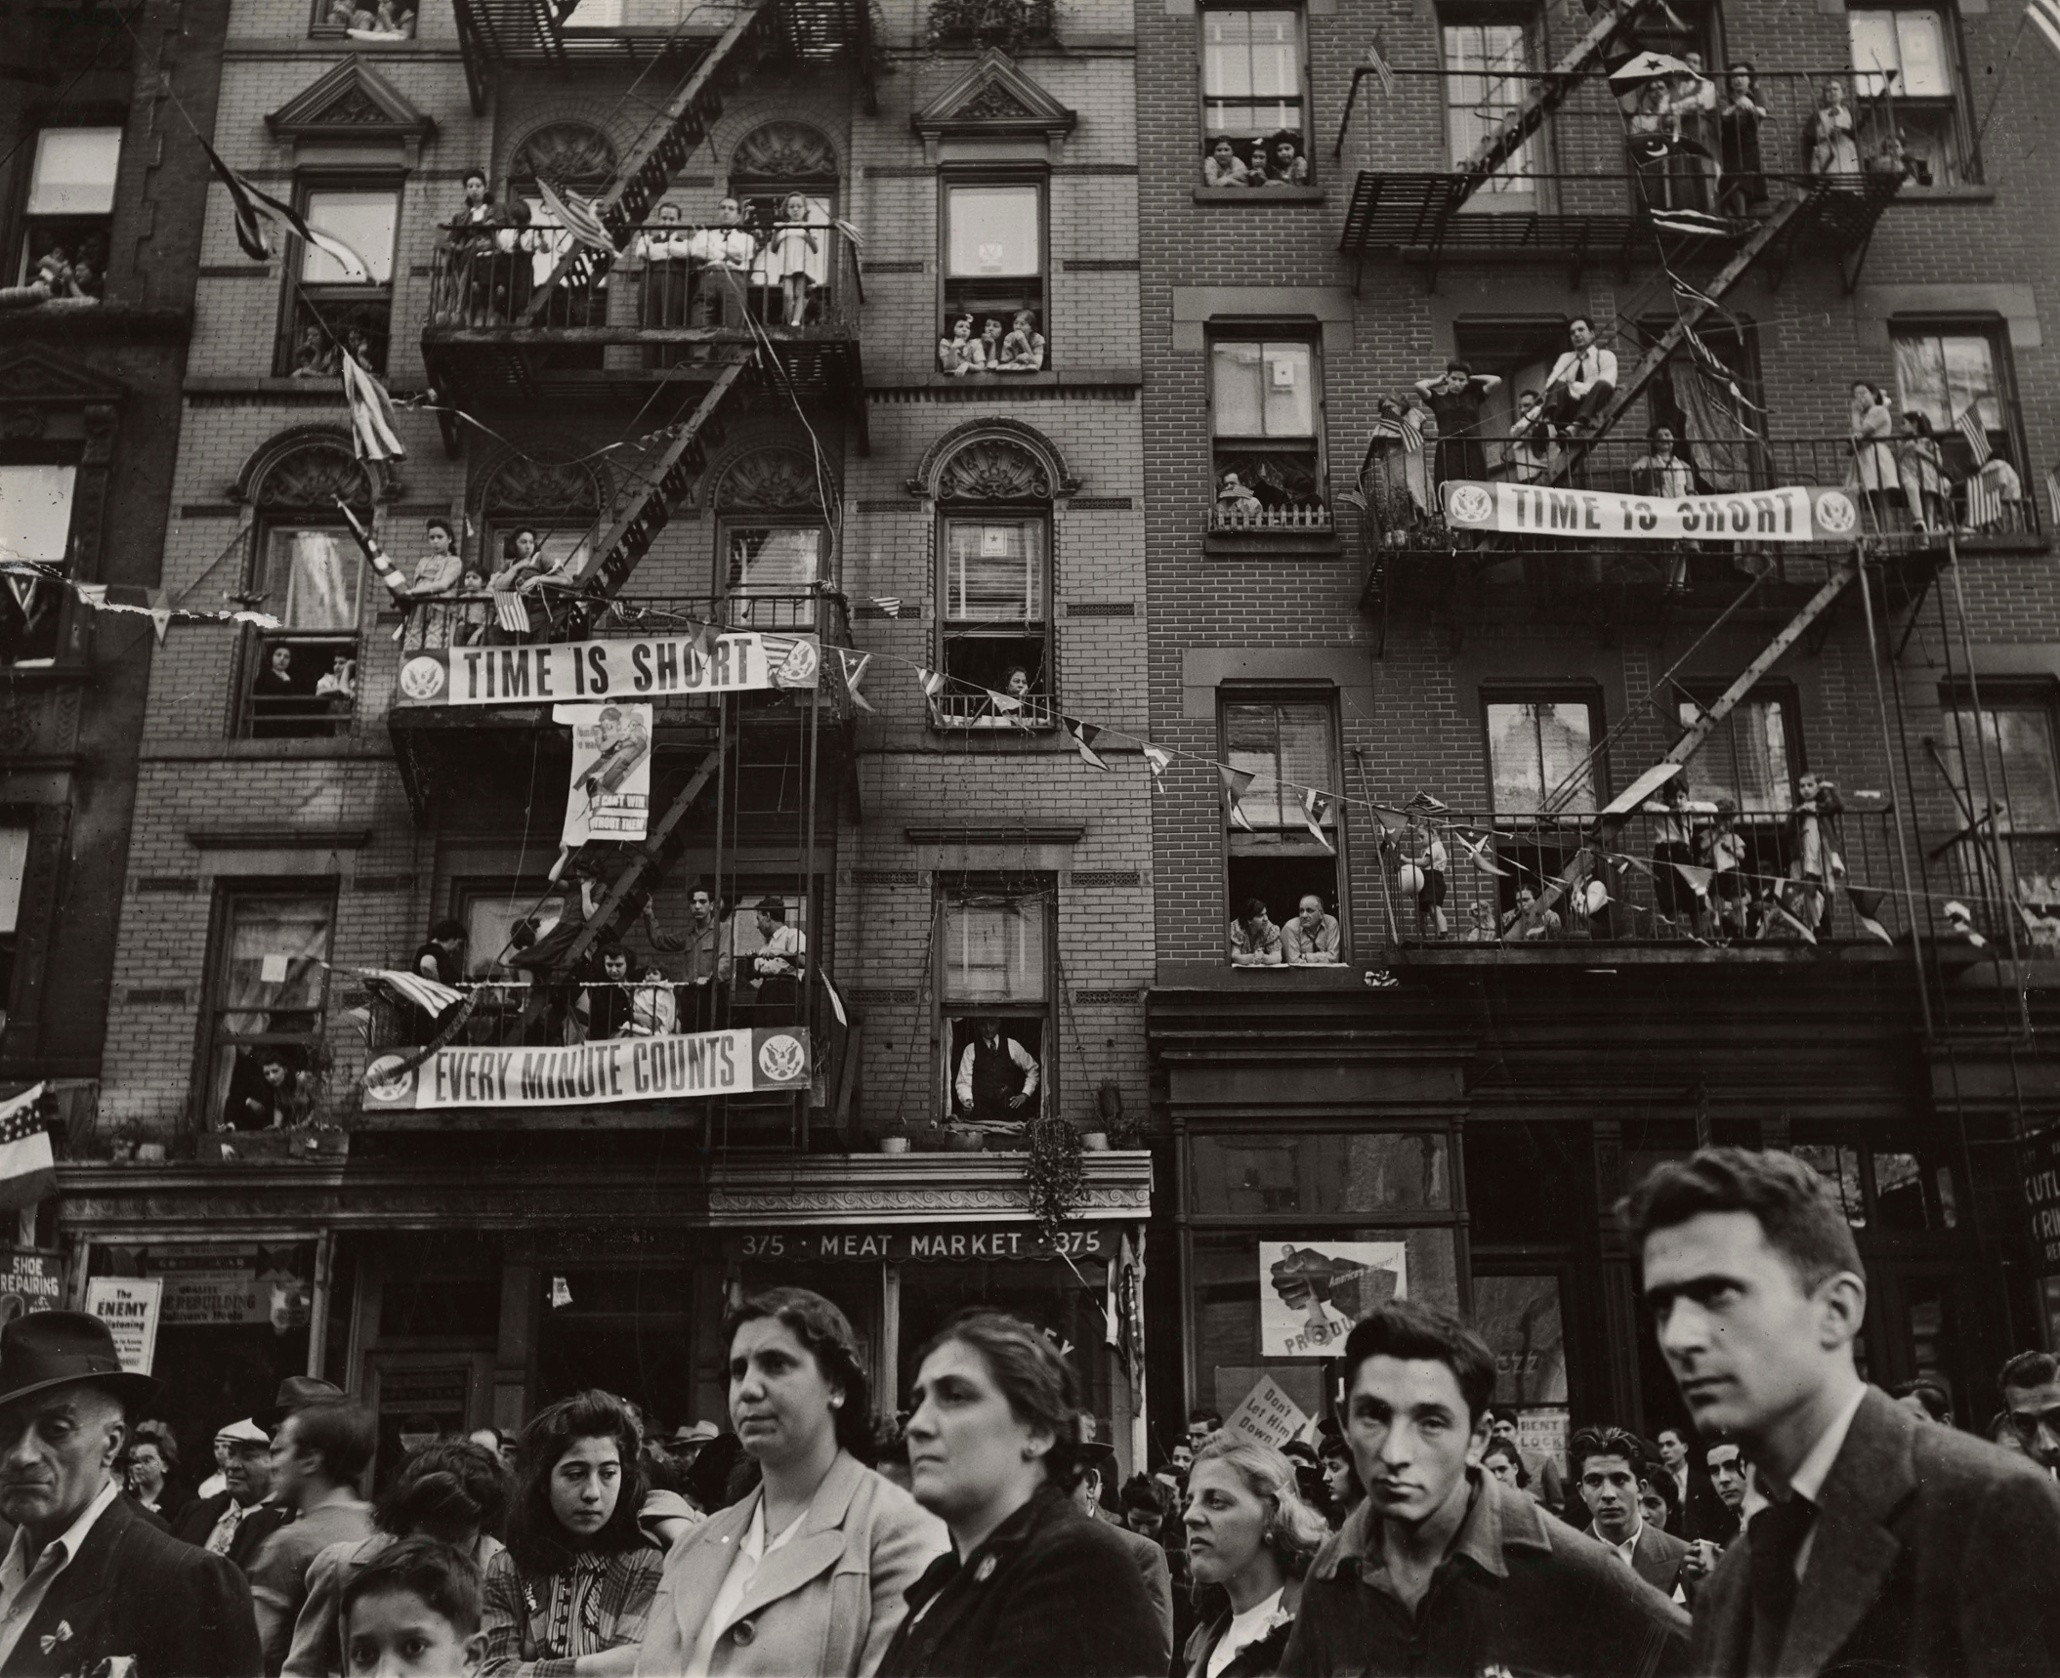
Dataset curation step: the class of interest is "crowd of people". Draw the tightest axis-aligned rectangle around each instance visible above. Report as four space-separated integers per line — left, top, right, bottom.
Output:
10 1146 2060 1675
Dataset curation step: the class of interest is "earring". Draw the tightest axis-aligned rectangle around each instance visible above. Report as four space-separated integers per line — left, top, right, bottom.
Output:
830 1396 843 1409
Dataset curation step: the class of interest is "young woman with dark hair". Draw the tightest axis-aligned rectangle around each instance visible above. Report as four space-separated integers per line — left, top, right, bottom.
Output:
481 1391 664 1677
633 1287 946 1676
282 1439 510 1677
876 1309 1166 1678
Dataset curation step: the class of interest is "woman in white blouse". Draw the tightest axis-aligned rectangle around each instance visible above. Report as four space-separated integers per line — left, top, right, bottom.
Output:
634 1289 946 1677
1180 1438 1328 1678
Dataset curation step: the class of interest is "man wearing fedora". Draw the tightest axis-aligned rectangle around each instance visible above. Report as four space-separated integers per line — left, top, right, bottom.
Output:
0 1310 260 1677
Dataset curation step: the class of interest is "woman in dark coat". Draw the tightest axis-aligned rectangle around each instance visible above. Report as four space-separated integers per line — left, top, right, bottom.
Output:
876 1310 1165 1678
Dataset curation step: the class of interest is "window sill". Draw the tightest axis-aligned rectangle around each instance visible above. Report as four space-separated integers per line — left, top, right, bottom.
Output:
866 367 1143 393
1204 528 1341 556
1192 187 1327 205
1886 186 1996 204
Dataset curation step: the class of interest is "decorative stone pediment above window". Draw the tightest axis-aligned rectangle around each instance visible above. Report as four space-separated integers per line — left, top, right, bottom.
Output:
911 49 1077 163
266 60 437 163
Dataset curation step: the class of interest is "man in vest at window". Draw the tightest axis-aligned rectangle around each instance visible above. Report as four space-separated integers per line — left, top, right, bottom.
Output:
954 1019 1040 1130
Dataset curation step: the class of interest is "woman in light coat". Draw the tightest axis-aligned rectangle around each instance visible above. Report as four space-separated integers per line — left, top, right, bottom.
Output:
634 1288 946 1677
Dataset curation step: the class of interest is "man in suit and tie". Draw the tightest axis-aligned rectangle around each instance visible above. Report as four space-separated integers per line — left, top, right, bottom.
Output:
0 1310 260 1677
1572 1427 1690 1600
1626 1146 2060 1677
1656 1424 1731 1543
174 1418 293 1573
1538 316 1618 436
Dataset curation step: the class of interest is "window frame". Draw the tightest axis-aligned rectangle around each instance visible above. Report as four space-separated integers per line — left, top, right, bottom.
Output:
1217 689 1349 957
1479 685 1606 816
932 505 1057 731
238 514 366 740
1889 317 2024 476
1935 681 2060 835
1847 3 1978 186
308 0 420 38
1669 681 1804 814
1206 326 1330 530
1197 5 1313 186
1436 9 1543 206
195 881 338 1132
938 170 1051 373
274 173 403 379
935 874 1056 1124
0 455 80 669
718 516 828 632
15 122 122 290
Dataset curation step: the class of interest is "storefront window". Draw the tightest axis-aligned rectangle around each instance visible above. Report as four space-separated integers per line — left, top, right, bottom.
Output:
1189 1132 1450 1216
898 1255 1111 1427
536 1266 697 1426
1472 1273 1569 1406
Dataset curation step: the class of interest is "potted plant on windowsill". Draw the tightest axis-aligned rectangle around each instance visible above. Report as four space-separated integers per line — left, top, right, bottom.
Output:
1023 1113 1085 1244
879 1123 911 1155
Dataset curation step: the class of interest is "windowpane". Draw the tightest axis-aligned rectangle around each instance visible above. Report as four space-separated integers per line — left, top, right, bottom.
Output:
1940 705 2060 830
1486 701 1594 814
219 896 333 1027
943 899 1048 1004
726 527 821 593
263 530 362 631
1895 10 1951 96
945 186 1040 278
1201 9 1304 138
26 129 121 217
1678 699 1791 808
1211 342 1313 438
1443 23 1533 190
1792 1143 1866 1225
1893 330 2001 432
1224 700 1336 830
1848 11 1902 94
1473 1274 1569 1406
1189 1133 1451 1215
0 467 75 568
301 189 397 285
944 522 1043 622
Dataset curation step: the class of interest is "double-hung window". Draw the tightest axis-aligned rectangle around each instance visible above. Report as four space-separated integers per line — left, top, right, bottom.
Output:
205 888 333 1131
1221 696 1342 953
18 127 119 293
1849 8 1972 185
0 465 76 666
1200 9 1310 185
940 882 1051 1124
937 515 1052 728
1210 338 1328 529
243 525 363 738
279 182 400 377
942 180 1047 372
1676 694 1797 811
1485 698 1597 814
1440 19 1537 205
1892 323 2017 475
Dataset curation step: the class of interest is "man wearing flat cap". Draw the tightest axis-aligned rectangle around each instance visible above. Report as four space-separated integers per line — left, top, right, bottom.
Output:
173 1418 291 1572
0 1311 260 1677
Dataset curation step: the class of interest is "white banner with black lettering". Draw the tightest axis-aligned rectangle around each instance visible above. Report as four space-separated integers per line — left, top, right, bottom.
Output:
1441 480 1862 544
394 632 820 707
363 1028 812 1111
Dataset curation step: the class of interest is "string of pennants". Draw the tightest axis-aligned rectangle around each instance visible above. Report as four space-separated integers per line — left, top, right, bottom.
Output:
0 560 279 644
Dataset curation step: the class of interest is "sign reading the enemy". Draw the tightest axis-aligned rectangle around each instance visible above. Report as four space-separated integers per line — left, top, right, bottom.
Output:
363 1028 811 1110
85 1276 162 1374
394 632 820 708
1441 480 1860 545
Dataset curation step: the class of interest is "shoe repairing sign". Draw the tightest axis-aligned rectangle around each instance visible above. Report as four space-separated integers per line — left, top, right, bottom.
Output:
363 1027 812 1111
394 631 821 707
1440 480 1860 544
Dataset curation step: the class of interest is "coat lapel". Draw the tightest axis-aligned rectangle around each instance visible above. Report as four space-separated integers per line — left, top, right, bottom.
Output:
4 1492 129 1678
1776 1388 1917 1678
666 1495 761 1648
719 1453 864 1632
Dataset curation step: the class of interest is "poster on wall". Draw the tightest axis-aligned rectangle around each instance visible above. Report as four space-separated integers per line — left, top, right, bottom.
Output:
1259 1241 1408 1358
0 1249 63 1323
85 1276 162 1374
1517 1407 1570 1481
94 1244 314 1331
555 702 652 846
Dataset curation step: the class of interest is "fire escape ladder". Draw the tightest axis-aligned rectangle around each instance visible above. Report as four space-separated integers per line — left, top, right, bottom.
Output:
1446 0 1666 213
521 1 781 324
1572 192 1813 451
558 360 750 640
514 746 725 1034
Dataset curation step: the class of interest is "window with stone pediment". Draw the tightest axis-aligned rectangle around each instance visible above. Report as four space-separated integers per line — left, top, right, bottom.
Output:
933 434 1054 731
716 446 827 632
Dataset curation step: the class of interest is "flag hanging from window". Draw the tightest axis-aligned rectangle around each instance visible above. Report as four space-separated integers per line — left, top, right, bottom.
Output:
361 968 464 1018
1302 788 1335 851
0 1084 53 1211
1967 468 2003 531
1956 405 1993 467
197 131 371 274
1364 31 1397 94
340 351 405 463
535 178 620 258
870 597 903 618
335 499 409 601
1065 717 1111 771
1221 766 1256 831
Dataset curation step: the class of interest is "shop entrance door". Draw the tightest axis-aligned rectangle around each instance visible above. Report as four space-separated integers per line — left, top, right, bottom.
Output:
535 1265 697 1431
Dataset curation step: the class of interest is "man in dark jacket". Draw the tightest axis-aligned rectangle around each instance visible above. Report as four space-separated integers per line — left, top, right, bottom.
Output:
174 1418 292 1573
1627 1146 2060 1677
0 1310 260 1677
1278 1301 1688 1678
1075 1445 1172 1665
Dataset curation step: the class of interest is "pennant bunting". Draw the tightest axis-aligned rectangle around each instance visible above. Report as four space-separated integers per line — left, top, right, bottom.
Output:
197 130 372 276
1406 790 1450 814
1943 899 1989 948
1221 766 1256 831
1142 743 1170 781
820 965 849 1028
1302 787 1335 851
838 648 875 713
1452 829 1510 877
340 351 406 463
1955 405 1993 467
75 583 107 609
1845 885 1894 944
1066 716 1111 771
1674 862 1714 899
687 618 720 666
988 689 1024 715
146 588 172 645
918 667 945 700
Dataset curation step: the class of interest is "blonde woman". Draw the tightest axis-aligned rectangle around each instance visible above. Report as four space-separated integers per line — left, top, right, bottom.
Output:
1181 1438 1328 1678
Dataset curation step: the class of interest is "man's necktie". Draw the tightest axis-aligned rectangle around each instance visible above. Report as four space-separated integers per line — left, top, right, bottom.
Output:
205 1500 245 1556
1747 1496 1815 1674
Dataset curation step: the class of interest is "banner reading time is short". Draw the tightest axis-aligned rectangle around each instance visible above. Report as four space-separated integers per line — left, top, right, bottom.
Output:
395 631 821 708
364 1027 812 1111
1441 480 1861 544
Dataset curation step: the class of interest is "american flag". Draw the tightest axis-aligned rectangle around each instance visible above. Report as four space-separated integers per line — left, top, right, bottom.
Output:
197 132 372 275
493 593 532 635
870 597 903 617
535 178 619 258
363 968 465 1018
2046 468 2060 526
340 350 405 463
1650 207 1735 238
1364 32 1397 95
1967 468 2002 531
2030 0 2060 62
0 1084 53 1211
1956 404 1993 467
1373 415 1423 456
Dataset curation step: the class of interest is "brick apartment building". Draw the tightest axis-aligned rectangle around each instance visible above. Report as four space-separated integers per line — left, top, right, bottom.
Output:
51 0 1157 1465
0 0 229 1189
1137 0 2060 1450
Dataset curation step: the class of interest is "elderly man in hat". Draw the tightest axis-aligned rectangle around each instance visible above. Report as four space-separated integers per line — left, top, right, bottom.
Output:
0 1311 260 1677
174 1418 292 1572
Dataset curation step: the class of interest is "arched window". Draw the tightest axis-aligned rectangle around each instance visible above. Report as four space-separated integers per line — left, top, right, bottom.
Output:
932 432 1054 730
713 445 828 630
729 120 839 231
509 123 619 341
473 448 605 584
239 433 372 738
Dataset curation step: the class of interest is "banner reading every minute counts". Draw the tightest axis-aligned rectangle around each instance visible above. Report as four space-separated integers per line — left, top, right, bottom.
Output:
1440 480 1862 544
394 631 820 707
363 1028 812 1111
